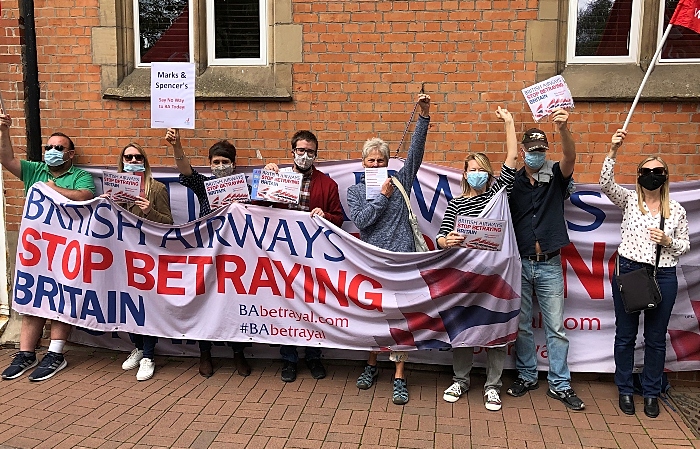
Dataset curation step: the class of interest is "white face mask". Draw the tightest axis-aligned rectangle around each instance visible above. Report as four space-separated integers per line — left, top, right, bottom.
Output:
294 153 315 171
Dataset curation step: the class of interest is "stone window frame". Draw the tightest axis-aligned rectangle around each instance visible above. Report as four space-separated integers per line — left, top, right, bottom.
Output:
526 0 700 100
94 0 299 100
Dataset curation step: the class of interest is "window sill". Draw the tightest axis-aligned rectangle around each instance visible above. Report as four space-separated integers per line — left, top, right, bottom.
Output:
103 67 293 101
562 64 700 101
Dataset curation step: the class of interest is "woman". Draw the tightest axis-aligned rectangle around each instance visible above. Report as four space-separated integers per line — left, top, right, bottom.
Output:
600 129 689 418
436 107 517 411
117 143 174 381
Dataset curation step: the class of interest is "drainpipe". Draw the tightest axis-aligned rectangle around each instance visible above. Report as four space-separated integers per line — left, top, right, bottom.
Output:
18 0 42 161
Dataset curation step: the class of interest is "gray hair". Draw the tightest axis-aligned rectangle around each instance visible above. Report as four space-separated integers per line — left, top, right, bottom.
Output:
361 137 390 160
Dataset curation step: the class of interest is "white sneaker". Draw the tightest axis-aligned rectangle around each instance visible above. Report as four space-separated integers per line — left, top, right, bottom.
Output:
484 388 502 411
136 358 155 381
443 382 467 403
122 349 143 370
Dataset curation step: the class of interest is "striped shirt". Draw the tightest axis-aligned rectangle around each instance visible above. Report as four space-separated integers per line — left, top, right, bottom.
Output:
437 164 516 241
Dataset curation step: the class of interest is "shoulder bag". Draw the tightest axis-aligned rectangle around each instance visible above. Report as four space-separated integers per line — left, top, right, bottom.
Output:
391 176 429 252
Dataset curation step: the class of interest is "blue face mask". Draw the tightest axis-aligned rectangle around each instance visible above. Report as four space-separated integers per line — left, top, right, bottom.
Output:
466 171 489 190
524 151 546 170
44 149 65 167
123 163 145 173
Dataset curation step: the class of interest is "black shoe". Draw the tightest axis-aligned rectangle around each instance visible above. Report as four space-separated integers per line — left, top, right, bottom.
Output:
233 352 251 377
644 397 659 418
305 358 326 380
281 361 297 382
619 394 635 415
547 388 585 411
28 352 67 382
2 351 38 380
199 350 213 378
506 378 539 397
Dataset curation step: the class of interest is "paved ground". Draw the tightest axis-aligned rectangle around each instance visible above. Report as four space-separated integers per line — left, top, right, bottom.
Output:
0 346 698 449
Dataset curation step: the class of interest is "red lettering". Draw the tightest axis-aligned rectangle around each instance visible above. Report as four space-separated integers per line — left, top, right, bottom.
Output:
61 240 81 280
19 227 41 267
157 255 186 295
561 242 606 300
249 258 281 296
215 254 246 294
315 268 348 307
272 260 301 299
188 256 213 295
348 274 383 311
83 244 113 283
125 250 155 290
42 231 67 272
303 265 314 303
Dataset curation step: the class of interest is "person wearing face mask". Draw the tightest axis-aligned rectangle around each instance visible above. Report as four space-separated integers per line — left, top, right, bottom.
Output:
435 106 517 411
165 128 251 378
113 143 173 381
505 108 585 411
262 130 344 384
600 129 689 418
0 114 95 382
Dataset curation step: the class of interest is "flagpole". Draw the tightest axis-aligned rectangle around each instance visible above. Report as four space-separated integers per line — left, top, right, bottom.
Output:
622 23 674 131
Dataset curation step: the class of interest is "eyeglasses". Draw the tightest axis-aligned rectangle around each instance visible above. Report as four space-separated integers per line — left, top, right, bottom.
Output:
293 147 317 157
44 144 66 152
639 167 666 176
123 154 144 162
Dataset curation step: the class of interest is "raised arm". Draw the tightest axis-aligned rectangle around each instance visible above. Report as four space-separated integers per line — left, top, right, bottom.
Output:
553 108 575 178
599 129 632 209
395 94 430 191
166 128 193 177
495 106 517 169
0 114 21 178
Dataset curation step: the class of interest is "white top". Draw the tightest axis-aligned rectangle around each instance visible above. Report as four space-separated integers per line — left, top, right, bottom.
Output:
600 156 689 267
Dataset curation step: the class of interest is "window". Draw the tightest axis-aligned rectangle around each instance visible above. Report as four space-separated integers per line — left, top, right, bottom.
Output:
207 0 267 65
134 0 193 65
658 0 700 63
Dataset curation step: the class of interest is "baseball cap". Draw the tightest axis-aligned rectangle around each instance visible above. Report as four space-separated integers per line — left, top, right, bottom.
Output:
521 128 549 151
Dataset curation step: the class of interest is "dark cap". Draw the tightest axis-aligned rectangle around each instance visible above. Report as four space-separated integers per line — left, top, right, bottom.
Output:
521 128 549 151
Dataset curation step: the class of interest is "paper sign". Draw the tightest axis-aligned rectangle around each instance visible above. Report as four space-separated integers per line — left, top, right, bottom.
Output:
521 75 575 122
454 216 506 251
251 169 303 204
102 172 142 202
150 62 196 129
204 173 250 209
364 168 388 200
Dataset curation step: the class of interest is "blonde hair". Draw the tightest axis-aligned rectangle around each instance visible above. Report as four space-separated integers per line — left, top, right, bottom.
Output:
118 143 154 198
362 138 390 161
461 153 494 197
636 156 670 218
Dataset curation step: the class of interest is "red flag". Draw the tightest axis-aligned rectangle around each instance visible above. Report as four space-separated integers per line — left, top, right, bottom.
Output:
670 0 700 34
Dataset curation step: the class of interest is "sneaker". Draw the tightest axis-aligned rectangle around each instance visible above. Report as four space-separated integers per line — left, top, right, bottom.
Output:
28 352 67 382
547 388 585 411
1 351 38 380
136 358 155 381
443 382 467 403
306 358 326 380
392 378 409 405
281 361 297 382
506 378 539 397
356 364 378 390
484 388 502 411
122 349 144 370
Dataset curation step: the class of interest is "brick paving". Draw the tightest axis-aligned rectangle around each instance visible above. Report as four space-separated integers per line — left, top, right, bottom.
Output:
0 346 699 449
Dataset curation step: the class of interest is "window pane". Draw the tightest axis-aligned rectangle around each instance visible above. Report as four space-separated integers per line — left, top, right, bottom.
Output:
138 0 190 63
661 0 700 59
575 0 633 56
214 0 261 59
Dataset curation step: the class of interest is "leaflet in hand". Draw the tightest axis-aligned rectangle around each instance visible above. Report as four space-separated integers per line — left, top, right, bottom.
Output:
103 171 142 202
251 169 303 204
364 167 388 200
204 173 250 209
454 216 506 251
521 75 575 122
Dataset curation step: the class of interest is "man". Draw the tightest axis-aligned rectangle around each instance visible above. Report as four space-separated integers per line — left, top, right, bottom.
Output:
506 108 584 410
0 113 96 381
263 130 343 383
346 94 430 405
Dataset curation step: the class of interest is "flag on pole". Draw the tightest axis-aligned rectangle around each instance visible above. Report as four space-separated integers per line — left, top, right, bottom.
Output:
670 0 700 34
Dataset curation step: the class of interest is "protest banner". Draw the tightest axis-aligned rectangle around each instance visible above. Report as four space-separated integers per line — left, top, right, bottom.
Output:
150 62 195 129
455 216 506 251
250 169 303 204
204 173 250 209
364 168 388 200
521 75 575 122
102 171 142 202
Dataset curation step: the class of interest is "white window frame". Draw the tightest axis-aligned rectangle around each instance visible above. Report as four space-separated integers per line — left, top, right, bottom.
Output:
566 0 644 64
657 0 700 64
134 0 195 67
206 0 268 66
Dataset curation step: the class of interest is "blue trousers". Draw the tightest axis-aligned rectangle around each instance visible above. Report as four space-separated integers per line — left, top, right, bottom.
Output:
280 346 322 363
129 333 157 359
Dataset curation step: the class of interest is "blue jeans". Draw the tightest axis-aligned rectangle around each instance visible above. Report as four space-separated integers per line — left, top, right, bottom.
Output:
280 346 322 363
515 255 571 391
129 333 157 359
612 256 678 398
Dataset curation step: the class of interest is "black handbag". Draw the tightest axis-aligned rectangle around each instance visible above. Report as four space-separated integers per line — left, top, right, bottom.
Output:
615 216 664 314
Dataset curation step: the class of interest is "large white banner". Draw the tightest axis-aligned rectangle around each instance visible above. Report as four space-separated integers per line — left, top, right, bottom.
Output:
67 160 700 372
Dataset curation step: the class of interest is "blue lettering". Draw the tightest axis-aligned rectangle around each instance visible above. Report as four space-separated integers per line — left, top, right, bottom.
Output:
91 202 114 239
267 219 298 256
413 174 454 222
63 285 81 318
323 229 345 262
13 270 34 306
80 289 106 323
227 213 270 248
117 212 146 245
34 275 58 311
120 292 145 326
160 227 195 249
205 216 231 248
297 221 324 258
24 187 47 220
567 191 606 232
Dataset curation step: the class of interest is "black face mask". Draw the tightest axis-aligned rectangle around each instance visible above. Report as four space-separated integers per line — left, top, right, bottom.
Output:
637 173 667 191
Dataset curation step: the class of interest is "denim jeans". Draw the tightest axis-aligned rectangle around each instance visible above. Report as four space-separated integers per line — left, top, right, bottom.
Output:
129 333 157 359
612 255 678 398
280 346 322 363
515 255 571 391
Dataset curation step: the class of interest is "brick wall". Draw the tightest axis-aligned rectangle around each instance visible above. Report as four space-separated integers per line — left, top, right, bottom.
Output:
0 0 699 233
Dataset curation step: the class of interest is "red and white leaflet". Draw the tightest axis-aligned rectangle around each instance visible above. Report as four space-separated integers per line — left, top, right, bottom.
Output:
252 169 303 204
204 173 250 209
455 216 506 251
521 75 575 122
102 171 142 202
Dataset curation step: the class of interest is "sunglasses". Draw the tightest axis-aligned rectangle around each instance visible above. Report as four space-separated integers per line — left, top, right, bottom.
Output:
44 144 67 152
639 167 666 176
123 154 144 162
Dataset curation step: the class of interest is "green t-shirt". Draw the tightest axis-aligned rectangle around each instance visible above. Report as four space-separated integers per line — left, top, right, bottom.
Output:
20 160 96 195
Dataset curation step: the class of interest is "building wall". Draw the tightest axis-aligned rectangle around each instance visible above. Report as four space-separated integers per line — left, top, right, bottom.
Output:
0 0 699 233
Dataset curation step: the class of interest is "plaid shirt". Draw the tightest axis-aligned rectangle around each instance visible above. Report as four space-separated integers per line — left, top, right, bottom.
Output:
286 168 312 212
